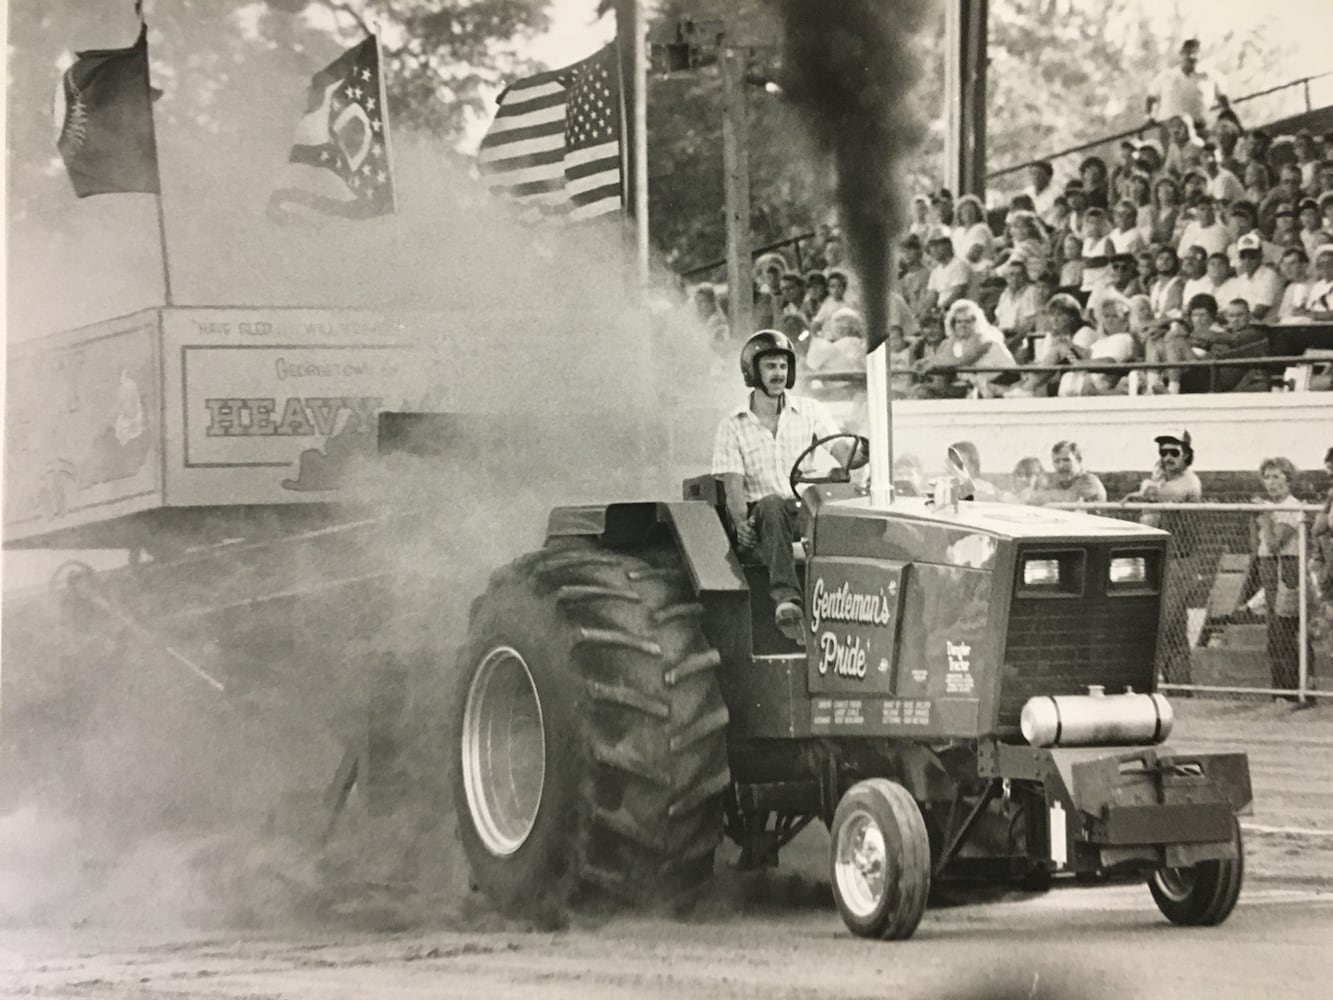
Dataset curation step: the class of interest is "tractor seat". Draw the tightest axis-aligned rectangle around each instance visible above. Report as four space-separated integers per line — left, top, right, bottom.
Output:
681 475 807 565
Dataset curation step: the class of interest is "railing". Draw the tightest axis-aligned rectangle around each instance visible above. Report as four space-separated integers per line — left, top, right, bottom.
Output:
802 353 1332 395
986 69 1333 183
1050 501 1327 706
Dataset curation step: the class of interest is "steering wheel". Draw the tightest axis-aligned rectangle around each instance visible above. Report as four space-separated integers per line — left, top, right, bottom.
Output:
789 433 870 498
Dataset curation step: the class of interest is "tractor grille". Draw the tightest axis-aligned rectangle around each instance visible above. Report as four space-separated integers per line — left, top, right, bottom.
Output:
998 592 1159 729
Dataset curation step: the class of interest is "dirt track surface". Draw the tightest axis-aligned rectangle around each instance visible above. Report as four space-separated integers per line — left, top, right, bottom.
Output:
3 701 1332 999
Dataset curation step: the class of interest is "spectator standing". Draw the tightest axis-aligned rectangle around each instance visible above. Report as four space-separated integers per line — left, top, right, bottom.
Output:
1240 457 1312 698
1176 196 1229 259
1313 447 1333 617
1123 428 1203 685
1145 38 1229 134
1229 233 1284 321
1030 441 1107 504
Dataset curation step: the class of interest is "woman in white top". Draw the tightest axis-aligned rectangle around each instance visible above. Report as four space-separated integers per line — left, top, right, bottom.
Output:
914 299 1015 398
952 195 995 269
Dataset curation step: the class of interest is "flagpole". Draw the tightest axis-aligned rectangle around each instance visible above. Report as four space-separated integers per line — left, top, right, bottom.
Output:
614 33 632 254
632 0 649 286
137 8 173 305
372 28 398 214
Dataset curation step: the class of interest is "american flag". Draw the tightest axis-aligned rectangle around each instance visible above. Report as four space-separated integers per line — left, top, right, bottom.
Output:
268 35 395 222
479 42 623 222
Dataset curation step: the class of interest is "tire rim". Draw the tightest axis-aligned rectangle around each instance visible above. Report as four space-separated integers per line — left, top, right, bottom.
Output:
461 645 546 856
834 809 889 919
1153 866 1196 901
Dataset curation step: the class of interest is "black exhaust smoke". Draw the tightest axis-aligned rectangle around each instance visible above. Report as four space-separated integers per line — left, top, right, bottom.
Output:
776 0 929 353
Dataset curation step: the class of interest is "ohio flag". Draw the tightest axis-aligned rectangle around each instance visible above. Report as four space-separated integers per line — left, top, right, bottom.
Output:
268 36 395 222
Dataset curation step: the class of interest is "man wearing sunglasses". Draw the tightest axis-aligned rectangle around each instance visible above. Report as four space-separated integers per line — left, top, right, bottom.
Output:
1124 429 1203 686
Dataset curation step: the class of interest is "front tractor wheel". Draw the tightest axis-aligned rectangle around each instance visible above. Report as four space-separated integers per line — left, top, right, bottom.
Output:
830 779 932 940
1147 819 1244 926
453 542 731 918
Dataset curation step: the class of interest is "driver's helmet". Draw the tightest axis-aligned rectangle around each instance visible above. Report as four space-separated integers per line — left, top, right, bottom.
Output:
740 329 797 389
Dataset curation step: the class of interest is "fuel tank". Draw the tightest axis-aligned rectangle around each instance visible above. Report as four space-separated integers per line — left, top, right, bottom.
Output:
1020 688 1174 748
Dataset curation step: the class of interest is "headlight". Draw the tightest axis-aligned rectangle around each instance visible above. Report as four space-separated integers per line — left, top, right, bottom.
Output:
1109 556 1146 585
1107 549 1160 594
1017 550 1085 597
1023 558 1061 586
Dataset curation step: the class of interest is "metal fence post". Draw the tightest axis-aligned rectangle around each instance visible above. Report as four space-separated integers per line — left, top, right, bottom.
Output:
1299 516 1309 705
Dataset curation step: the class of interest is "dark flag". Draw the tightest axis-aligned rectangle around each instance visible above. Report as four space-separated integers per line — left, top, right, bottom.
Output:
268 36 396 222
56 25 160 197
478 42 623 222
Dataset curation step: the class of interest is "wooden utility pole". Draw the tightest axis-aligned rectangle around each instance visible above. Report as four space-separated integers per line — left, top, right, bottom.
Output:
720 45 753 340
944 0 989 200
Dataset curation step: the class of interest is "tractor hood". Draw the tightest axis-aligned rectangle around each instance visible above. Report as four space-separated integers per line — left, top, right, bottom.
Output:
820 496 1168 542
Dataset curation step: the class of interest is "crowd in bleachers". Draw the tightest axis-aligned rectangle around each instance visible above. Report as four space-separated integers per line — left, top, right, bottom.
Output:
690 41 1333 399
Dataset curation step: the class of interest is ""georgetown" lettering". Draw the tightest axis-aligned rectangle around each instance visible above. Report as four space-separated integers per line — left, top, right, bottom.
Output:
810 577 896 632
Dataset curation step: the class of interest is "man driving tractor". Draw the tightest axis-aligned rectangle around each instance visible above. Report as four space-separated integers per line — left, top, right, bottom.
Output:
710 330 867 643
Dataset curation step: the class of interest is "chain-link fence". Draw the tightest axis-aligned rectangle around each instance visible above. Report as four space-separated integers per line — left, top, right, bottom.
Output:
1054 502 1328 706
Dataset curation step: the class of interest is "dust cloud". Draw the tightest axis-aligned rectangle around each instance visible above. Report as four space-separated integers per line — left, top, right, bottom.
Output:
2 13 731 933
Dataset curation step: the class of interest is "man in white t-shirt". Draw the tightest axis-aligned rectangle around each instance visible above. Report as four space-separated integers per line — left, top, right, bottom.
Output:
1228 233 1285 320
1179 245 1212 307
922 234 973 316
1176 196 1229 260
1146 38 1230 133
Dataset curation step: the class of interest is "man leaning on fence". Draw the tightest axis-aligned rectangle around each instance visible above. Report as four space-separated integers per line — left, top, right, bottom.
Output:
1124 429 1202 686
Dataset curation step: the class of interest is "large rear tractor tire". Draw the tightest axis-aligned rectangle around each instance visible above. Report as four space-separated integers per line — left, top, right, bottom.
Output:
453 541 731 918
1147 819 1244 926
830 779 932 940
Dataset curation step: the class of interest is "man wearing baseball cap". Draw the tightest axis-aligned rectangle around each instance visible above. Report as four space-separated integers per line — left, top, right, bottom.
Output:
1124 428 1203 685
1228 232 1283 321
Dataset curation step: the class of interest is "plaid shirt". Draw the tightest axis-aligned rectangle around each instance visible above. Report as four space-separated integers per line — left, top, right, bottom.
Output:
711 394 841 502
